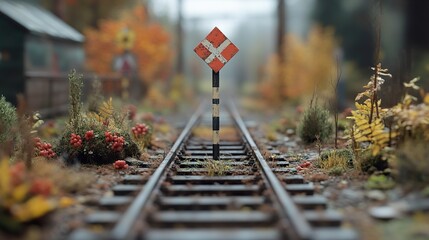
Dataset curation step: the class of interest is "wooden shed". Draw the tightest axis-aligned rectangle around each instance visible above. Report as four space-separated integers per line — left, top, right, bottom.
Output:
0 0 84 114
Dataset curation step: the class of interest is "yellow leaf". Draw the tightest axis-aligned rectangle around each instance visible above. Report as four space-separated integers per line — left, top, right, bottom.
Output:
11 184 29 202
354 102 362 110
59 197 75 208
99 98 114 119
360 128 372 135
371 145 380 156
0 158 10 197
355 119 369 127
87 112 103 123
355 136 369 142
371 130 386 137
12 196 55 222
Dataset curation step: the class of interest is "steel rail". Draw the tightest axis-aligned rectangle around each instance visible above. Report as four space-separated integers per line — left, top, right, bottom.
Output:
228 101 313 240
109 102 206 240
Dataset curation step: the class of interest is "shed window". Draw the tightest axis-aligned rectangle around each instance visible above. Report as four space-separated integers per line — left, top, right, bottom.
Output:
25 36 52 72
24 36 83 73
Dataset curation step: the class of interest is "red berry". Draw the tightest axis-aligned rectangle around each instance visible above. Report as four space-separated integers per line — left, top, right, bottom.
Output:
113 160 128 169
85 130 94 140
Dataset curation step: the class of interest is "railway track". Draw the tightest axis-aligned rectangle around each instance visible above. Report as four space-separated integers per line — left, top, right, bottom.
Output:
69 102 357 240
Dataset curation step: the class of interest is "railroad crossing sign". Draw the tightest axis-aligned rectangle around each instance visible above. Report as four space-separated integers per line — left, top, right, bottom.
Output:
194 27 239 73
116 27 135 50
194 27 239 160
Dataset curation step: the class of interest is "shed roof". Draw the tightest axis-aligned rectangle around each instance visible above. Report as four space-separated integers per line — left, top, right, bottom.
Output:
0 0 84 42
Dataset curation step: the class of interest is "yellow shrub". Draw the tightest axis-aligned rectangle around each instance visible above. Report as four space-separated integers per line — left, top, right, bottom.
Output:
260 26 337 104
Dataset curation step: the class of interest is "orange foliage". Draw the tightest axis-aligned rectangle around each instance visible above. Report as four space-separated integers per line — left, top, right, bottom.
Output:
85 6 173 83
260 26 337 105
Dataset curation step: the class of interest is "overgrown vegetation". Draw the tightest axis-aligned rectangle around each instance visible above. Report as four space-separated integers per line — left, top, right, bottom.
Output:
298 103 332 144
0 95 18 144
55 71 150 164
0 96 81 232
0 68 161 232
344 61 429 187
347 63 392 156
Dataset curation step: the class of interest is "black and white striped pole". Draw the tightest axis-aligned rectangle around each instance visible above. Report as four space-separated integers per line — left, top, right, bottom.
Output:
212 70 220 160
194 27 239 160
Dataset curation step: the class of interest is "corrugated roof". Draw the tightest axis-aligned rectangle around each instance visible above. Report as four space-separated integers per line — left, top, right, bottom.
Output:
0 0 84 42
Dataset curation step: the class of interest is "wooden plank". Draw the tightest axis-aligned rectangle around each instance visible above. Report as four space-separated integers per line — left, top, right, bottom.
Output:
158 196 266 210
85 211 120 224
292 195 327 210
285 183 314 195
163 185 260 196
311 228 358 240
281 175 304 184
99 196 132 209
179 155 249 160
170 175 256 184
122 175 147 184
112 184 142 196
175 168 251 175
186 145 244 150
271 168 297 173
151 211 275 225
184 150 246 156
178 161 250 168
144 228 281 240
269 161 289 166
187 140 242 146
304 210 343 227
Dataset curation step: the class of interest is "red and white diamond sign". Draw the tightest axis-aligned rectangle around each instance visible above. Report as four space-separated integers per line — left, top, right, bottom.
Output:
194 27 239 73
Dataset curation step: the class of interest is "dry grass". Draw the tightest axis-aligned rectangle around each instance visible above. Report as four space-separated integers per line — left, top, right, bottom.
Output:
204 160 231 177
318 151 349 174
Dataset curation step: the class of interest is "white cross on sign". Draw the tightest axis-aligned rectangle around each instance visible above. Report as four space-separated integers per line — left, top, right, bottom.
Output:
194 27 239 73
201 39 231 64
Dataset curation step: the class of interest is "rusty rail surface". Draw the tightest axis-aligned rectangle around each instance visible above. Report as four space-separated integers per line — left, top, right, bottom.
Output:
69 102 357 240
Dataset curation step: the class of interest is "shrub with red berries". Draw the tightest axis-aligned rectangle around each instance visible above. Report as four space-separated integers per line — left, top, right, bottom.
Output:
56 126 140 165
34 137 56 158
55 97 141 164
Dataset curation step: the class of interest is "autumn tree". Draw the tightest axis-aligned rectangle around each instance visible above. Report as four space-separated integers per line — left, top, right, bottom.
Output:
259 26 337 105
85 5 173 91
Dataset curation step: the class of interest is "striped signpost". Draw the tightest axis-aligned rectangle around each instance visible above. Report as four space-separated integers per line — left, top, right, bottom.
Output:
194 27 239 160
